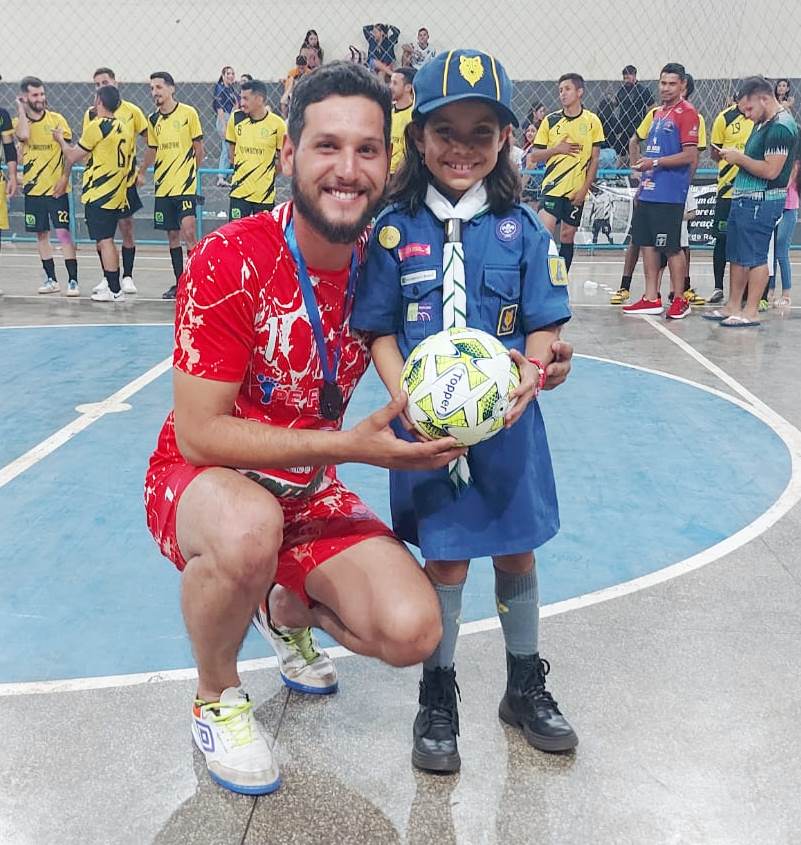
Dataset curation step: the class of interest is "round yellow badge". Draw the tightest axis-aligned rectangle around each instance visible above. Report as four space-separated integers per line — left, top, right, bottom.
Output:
378 225 401 249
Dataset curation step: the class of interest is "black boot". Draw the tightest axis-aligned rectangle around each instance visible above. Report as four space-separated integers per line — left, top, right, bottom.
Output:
412 666 461 773
499 652 578 752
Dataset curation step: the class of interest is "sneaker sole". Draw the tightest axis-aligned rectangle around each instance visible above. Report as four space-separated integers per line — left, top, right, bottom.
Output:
280 672 338 696
208 769 282 795
622 308 663 316
666 309 690 320
411 747 461 773
498 699 579 753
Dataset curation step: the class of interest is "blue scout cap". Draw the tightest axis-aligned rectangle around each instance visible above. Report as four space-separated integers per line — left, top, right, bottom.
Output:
412 49 518 127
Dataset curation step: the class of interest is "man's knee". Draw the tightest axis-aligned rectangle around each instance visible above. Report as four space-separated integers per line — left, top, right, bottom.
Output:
378 597 443 667
216 510 282 591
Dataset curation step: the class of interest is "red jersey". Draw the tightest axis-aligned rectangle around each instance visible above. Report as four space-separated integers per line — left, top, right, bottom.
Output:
150 203 371 498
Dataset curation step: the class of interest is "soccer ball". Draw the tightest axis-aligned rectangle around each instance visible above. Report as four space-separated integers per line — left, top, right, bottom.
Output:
400 327 520 447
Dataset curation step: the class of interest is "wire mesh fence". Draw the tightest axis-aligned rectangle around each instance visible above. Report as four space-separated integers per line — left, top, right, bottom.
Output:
1 0 798 246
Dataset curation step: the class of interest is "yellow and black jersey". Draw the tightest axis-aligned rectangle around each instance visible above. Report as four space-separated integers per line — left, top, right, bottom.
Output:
0 107 13 142
146 102 203 197
82 99 148 189
533 108 604 198
637 105 708 150
225 109 286 204
14 110 72 196
711 105 754 199
390 102 413 175
78 117 133 209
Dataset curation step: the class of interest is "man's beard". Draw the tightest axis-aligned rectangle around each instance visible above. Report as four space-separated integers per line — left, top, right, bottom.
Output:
292 175 382 244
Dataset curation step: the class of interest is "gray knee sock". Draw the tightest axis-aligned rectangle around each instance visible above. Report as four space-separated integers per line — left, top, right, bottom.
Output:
495 566 539 657
423 580 465 670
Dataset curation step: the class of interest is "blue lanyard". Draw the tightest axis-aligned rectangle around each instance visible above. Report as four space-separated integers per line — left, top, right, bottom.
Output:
284 219 359 386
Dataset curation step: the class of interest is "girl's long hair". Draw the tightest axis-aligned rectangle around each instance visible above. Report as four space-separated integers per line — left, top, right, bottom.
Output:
387 118 522 216
217 65 234 85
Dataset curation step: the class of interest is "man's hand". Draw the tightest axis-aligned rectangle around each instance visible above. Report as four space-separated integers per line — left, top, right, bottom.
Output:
52 127 64 144
570 188 588 205
719 147 744 166
52 176 68 198
631 157 655 172
555 138 582 156
542 340 573 390
504 350 541 427
346 393 466 469
136 168 145 187
6 173 17 198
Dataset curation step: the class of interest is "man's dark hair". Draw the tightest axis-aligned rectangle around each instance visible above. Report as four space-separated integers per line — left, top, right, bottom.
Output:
660 63 686 81
20 76 44 92
739 76 774 99
622 65 637 76
241 73 254 82
288 61 391 148
393 67 416 87
93 67 116 80
241 79 268 99
558 73 585 90
150 71 175 87
418 27 429 35
295 55 307 68
685 73 695 99
96 84 121 112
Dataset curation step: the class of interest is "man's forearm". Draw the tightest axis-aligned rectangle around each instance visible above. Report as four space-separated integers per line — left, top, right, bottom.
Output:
738 153 786 180
527 147 556 165
653 147 698 169
628 135 641 165
583 150 600 191
525 325 561 367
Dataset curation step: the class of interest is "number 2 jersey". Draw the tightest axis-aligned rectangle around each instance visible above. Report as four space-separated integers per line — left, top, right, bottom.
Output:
148 202 371 499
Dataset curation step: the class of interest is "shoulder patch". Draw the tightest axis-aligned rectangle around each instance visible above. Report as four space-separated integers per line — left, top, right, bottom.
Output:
233 110 248 126
548 253 569 286
378 225 401 249
148 111 159 127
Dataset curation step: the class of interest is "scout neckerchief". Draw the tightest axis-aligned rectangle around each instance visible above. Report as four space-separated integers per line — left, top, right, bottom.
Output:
423 180 489 490
284 218 359 422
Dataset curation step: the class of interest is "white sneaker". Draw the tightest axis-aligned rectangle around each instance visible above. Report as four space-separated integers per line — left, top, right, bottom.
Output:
121 276 137 294
191 687 281 795
38 279 60 295
92 278 109 294
66 280 80 297
253 600 338 694
91 287 125 302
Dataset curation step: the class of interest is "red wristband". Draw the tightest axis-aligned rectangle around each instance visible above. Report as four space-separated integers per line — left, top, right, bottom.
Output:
527 357 547 390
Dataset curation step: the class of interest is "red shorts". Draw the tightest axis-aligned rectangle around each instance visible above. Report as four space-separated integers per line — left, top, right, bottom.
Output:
144 459 394 606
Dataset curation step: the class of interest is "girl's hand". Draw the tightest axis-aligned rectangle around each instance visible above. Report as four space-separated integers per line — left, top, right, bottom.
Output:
504 350 543 428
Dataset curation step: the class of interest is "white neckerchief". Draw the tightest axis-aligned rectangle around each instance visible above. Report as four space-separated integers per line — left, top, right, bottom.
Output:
423 181 489 490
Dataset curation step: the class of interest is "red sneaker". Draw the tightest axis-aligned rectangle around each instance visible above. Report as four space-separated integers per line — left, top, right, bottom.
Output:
666 296 690 320
622 296 663 316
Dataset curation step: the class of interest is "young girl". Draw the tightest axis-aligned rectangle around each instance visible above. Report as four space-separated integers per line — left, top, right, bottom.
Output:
351 49 576 772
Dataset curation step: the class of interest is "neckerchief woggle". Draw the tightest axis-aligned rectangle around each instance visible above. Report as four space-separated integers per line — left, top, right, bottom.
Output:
284 219 359 421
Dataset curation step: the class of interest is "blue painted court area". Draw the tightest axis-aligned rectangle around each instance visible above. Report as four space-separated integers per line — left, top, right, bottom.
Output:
0 325 792 684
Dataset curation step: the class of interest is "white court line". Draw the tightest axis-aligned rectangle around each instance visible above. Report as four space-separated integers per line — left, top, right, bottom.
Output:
4 252 172 261
0 356 172 490
0 322 172 330
1 351 799 696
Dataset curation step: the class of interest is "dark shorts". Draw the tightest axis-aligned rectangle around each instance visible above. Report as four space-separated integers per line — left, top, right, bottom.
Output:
713 197 732 235
118 185 143 219
540 194 584 228
726 196 785 269
154 195 196 230
229 197 274 221
24 194 70 233
85 204 120 241
631 201 684 250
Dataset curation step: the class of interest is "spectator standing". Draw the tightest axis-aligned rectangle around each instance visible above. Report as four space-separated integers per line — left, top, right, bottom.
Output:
597 95 622 168
775 78 794 111
616 65 654 160
302 29 324 64
763 157 799 307
214 66 238 186
402 27 437 70
389 67 415 175
281 52 313 117
522 102 546 134
363 22 400 80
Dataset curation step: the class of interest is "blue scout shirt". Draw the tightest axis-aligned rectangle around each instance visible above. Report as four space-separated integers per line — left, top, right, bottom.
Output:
351 201 571 560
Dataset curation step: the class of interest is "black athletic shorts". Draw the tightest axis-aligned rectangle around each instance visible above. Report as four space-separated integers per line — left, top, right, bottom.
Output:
713 197 732 236
540 194 584 228
229 197 274 221
24 194 70 232
85 204 120 241
631 201 684 250
119 185 143 219
154 195 196 230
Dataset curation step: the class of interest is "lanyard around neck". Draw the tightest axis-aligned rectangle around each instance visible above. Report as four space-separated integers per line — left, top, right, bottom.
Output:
284 219 359 386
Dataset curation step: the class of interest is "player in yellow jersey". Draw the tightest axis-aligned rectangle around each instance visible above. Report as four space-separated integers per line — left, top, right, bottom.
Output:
141 71 204 299
14 76 80 296
709 91 754 303
224 79 286 220
0 98 19 296
83 67 149 296
529 73 604 271
389 67 415 176
54 85 133 302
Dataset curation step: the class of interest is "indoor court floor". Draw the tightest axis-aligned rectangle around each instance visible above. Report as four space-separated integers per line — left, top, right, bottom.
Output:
1 242 800 845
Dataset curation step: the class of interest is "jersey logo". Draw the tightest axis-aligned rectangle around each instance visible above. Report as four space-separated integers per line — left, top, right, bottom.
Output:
496 218 521 242
459 55 484 88
497 304 518 336
548 256 569 286
378 225 401 249
398 242 431 260
655 233 667 246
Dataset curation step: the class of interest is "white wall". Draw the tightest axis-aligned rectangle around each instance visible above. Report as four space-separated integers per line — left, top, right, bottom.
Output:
3 0 797 82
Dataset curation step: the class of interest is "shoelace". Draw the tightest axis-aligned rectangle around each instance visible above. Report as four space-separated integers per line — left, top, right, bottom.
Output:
520 658 561 711
280 626 320 664
209 699 256 749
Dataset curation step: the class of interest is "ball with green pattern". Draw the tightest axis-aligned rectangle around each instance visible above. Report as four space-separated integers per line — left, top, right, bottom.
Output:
400 327 521 447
